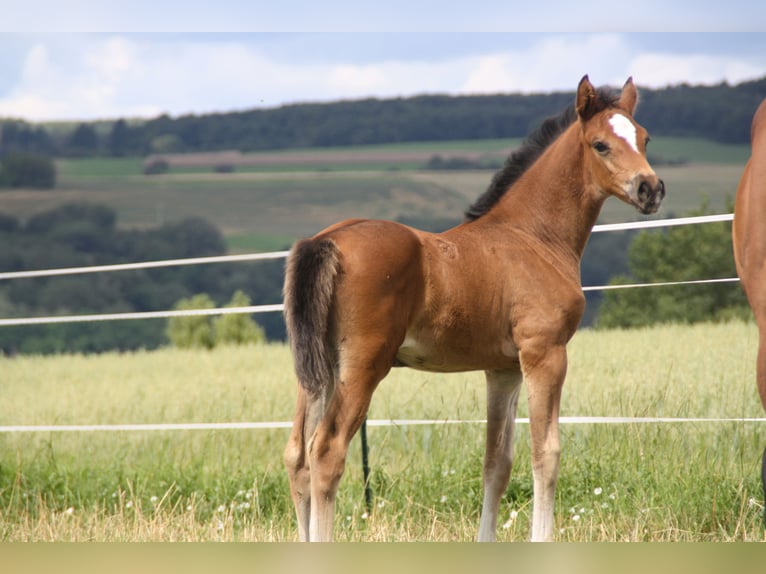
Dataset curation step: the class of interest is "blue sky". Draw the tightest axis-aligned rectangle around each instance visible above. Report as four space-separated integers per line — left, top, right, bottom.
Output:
1 2 764 121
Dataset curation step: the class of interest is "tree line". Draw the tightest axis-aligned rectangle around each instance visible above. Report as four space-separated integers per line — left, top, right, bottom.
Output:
2 77 765 160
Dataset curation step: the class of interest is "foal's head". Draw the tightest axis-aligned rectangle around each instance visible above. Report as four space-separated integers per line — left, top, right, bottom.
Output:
576 75 665 215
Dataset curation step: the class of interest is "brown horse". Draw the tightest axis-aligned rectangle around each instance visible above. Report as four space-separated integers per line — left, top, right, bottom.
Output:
732 97 766 519
283 75 665 542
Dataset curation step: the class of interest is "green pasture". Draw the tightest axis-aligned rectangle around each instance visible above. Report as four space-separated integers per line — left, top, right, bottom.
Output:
1 321 764 541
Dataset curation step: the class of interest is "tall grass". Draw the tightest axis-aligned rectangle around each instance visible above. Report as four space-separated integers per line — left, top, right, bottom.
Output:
1 322 764 541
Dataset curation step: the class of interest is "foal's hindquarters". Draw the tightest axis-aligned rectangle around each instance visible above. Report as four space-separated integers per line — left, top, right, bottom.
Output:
283 222 422 541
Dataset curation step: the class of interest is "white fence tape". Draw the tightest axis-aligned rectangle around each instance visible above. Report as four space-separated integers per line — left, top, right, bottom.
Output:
0 250 291 281
590 212 733 233
0 304 285 327
2 416 765 434
581 277 739 292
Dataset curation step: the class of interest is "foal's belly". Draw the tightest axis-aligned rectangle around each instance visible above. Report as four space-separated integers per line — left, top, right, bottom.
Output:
394 332 519 373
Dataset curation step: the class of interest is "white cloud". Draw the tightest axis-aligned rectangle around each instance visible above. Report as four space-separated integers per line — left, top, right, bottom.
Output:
461 35 635 95
0 34 764 122
628 53 765 88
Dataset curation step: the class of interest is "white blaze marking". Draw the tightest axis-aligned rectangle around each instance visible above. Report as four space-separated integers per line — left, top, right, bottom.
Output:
608 113 639 153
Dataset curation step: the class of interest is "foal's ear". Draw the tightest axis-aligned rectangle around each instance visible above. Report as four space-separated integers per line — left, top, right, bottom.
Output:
619 77 638 115
575 74 598 121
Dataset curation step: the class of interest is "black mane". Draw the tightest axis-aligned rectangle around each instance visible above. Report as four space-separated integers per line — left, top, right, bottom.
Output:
464 86 622 222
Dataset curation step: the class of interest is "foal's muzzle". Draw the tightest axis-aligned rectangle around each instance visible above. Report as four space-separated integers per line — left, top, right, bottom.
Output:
635 178 665 215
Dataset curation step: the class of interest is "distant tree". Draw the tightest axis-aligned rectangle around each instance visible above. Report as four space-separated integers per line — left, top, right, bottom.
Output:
150 133 183 154
596 202 749 328
25 203 116 235
0 120 55 155
213 290 266 346
108 119 130 157
67 123 99 156
0 152 56 189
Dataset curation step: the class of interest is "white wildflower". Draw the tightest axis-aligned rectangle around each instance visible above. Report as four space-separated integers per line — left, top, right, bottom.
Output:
593 487 603 496
502 510 519 530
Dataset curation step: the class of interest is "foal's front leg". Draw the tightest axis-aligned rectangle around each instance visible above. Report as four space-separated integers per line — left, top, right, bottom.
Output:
478 369 523 541
522 344 567 542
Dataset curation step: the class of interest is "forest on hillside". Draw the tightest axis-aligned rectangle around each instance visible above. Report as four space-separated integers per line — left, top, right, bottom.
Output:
2 77 765 158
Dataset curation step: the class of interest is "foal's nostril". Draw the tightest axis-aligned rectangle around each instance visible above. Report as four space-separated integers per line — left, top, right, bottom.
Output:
657 179 666 199
638 181 651 201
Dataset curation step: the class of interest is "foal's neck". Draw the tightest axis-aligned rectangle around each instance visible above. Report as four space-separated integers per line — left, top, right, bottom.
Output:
493 125 606 264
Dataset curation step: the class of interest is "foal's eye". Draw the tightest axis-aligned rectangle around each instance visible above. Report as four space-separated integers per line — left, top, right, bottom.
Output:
593 141 610 154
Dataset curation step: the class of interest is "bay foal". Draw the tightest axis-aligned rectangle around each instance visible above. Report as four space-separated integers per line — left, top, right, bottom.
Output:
283 75 665 541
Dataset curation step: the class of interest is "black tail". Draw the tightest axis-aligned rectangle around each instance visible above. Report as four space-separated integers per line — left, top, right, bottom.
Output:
283 238 341 397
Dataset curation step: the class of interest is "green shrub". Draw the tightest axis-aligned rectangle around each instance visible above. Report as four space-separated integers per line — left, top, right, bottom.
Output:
214 290 266 346
167 291 265 349
166 294 216 349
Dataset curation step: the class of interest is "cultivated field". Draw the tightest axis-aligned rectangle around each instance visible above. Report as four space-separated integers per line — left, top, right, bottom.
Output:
2 321 765 541
0 136 750 247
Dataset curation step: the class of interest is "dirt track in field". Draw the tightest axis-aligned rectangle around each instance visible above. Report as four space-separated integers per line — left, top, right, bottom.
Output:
145 147 515 167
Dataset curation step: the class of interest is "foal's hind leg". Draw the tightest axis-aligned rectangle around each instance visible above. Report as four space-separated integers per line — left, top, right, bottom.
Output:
478 369 523 541
308 353 392 541
284 384 331 541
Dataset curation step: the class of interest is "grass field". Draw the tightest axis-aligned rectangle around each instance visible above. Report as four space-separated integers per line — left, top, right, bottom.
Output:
2 321 765 541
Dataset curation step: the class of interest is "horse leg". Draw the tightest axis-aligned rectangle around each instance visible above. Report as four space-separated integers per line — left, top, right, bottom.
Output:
522 344 566 542
308 355 390 542
478 369 523 541
284 383 332 541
